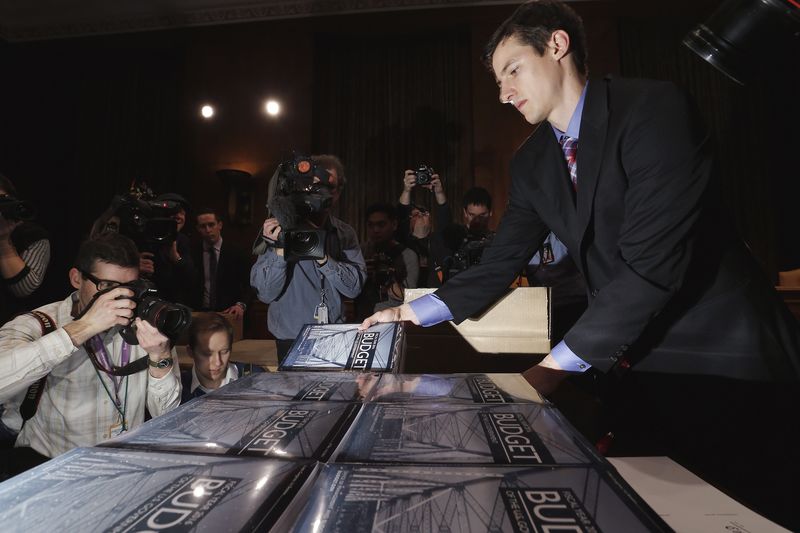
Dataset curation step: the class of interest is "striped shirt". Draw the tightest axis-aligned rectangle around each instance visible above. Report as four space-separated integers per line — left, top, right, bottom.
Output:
7 238 50 297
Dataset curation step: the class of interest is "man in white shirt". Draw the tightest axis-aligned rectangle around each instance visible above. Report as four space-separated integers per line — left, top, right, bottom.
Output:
0 233 181 475
181 312 239 402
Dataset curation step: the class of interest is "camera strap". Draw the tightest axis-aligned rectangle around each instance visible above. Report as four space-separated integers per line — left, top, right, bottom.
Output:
19 311 58 424
84 339 149 377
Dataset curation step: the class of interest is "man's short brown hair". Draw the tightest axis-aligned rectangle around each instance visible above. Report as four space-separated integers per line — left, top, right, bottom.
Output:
188 312 234 352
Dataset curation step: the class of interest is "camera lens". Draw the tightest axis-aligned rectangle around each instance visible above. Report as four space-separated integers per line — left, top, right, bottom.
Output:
139 296 192 338
290 230 321 255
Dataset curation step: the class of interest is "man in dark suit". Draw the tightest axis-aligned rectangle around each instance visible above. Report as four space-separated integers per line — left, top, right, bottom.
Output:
362 1 800 527
193 207 251 319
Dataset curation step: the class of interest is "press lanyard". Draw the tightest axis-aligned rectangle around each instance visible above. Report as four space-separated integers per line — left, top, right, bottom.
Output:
88 335 130 431
314 273 329 324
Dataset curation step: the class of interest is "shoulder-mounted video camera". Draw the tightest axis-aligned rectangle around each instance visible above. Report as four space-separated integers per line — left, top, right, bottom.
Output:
260 153 335 261
111 182 181 252
445 229 494 281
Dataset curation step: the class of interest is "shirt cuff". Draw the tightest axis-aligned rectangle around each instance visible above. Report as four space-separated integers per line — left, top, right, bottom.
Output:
408 294 453 327
550 340 591 372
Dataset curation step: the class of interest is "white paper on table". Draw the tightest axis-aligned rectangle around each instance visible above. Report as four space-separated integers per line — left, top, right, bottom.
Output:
608 456 789 533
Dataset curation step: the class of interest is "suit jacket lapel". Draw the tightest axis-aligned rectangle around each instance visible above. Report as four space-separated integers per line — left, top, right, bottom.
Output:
521 122 579 238
576 78 609 240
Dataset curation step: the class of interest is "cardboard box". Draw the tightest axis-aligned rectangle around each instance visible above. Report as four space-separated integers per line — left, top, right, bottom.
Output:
404 287 550 354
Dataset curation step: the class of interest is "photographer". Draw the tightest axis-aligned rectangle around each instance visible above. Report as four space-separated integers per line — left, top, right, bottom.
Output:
148 193 197 307
250 154 366 360
90 188 198 308
0 174 51 325
397 168 450 287
437 186 495 283
0 233 181 474
356 203 419 319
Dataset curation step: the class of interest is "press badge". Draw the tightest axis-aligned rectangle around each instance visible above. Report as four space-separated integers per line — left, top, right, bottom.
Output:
314 287 329 324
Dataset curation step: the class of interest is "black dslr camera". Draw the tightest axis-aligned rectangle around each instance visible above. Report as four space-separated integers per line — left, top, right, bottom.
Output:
111 182 181 252
265 154 335 261
414 165 434 186
0 194 36 221
113 279 192 345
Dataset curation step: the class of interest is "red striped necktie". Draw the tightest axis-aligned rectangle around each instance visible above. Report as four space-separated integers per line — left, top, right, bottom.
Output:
559 135 578 191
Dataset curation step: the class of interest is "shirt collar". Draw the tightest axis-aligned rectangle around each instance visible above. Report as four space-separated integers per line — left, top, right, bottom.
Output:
551 82 588 140
206 237 222 253
190 364 238 394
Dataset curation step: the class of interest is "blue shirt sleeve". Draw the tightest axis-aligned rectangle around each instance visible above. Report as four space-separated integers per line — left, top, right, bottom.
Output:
408 294 454 326
550 340 591 372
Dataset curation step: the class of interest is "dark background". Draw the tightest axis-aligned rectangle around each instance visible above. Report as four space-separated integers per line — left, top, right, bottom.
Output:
1 0 797 304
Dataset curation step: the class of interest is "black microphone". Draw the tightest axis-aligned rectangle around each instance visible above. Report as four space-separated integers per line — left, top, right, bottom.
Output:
267 193 297 231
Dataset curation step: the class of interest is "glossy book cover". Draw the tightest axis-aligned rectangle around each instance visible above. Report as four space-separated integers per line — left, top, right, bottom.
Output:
0 447 317 533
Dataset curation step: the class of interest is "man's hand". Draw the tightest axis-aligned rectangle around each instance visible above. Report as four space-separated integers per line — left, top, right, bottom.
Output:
402 170 417 193
222 304 245 320
135 317 171 357
262 218 284 256
139 252 155 276
135 318 172 378
166 241 181 264
359 302 420 330
63 287 136 346
521 362 570 397
426 175 447 205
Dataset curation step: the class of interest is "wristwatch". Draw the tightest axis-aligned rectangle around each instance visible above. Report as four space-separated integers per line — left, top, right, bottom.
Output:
148 357 173 369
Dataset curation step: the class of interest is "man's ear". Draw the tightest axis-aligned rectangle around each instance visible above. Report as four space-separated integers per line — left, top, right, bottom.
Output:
551 29 571 61
68 268 82 290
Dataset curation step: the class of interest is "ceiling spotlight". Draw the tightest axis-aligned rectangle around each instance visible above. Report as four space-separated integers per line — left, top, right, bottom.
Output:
264 100 281 117
201 105 215 119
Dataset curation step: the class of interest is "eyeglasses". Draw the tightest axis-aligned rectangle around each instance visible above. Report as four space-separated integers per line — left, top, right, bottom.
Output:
80 270 123 291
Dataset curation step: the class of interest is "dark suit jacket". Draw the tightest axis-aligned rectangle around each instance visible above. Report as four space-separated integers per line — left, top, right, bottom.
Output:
437 76 800 382
193 239 253 312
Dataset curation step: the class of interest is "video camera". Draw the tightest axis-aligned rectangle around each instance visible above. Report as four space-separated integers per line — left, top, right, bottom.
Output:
111 182 181 252
445 228 494 281
0 194 36 222
264 154 335 261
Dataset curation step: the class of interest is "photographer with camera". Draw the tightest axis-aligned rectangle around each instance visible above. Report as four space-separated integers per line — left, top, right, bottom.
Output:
0 233 182 475
397 167 450 287
90 187 198 308
0 174 51 325
250 154 366 360
356 203 419 319
436 186 495 283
